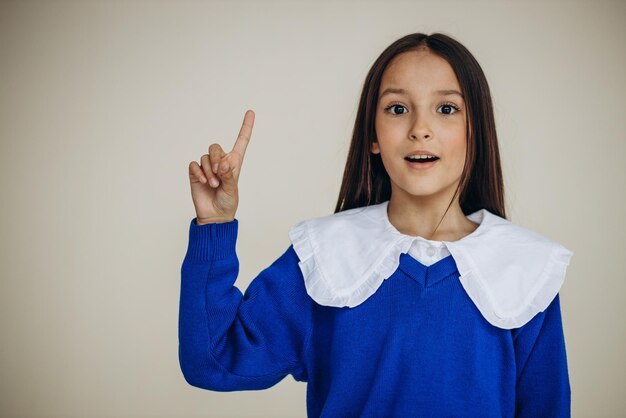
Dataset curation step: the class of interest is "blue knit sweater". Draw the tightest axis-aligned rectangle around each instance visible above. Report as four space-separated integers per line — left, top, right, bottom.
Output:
179 218 571 417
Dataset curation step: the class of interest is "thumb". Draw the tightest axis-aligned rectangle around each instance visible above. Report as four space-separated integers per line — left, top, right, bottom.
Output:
217 159 237 194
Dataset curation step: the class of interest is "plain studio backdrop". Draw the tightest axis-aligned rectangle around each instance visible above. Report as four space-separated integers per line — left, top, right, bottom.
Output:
1 0 625 417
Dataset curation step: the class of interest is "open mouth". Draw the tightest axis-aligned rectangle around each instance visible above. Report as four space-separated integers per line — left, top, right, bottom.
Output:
404 156 440 163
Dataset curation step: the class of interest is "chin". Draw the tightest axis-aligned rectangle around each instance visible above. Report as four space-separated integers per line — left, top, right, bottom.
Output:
393 180 457 200
399 186 441 198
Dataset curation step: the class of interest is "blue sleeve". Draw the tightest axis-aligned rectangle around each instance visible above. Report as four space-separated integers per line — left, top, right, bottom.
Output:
178 218 313 392
512 293 571 417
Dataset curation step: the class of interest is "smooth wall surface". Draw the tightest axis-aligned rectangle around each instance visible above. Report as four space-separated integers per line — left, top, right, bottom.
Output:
1 1 624 417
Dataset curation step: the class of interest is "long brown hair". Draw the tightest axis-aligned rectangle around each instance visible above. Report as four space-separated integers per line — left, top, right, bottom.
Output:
334 32 506 224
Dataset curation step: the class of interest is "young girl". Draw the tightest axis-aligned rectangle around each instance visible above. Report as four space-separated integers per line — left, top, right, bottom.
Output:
180 32 573 417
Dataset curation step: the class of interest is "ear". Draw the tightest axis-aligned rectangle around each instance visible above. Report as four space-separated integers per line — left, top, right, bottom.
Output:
371 141 380 154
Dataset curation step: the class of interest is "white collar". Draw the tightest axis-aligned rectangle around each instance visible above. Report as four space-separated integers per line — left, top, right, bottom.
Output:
288 200 573 329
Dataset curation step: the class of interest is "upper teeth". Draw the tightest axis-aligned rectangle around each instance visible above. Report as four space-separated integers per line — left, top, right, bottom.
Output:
408 154 436 159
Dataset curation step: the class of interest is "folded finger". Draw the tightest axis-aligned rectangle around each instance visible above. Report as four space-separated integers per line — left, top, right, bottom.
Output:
200 154 220 187
216 155 237 194
208 143 227 174
189 161 207 183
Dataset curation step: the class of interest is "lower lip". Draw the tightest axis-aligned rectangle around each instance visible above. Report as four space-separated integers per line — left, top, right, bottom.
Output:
405 159 439 170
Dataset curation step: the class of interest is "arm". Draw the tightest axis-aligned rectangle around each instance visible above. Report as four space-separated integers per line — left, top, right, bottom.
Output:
512 293 571 417
178 218 313 391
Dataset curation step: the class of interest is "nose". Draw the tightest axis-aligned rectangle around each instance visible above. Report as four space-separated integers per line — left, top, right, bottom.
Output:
408 113 432 141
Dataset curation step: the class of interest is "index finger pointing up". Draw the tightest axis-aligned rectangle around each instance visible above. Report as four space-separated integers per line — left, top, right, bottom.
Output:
233 109 255 157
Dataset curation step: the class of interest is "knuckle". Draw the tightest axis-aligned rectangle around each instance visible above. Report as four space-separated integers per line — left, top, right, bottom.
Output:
208 143 223 153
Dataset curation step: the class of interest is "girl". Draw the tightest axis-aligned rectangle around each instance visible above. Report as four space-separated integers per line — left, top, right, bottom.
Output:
181 32 573 417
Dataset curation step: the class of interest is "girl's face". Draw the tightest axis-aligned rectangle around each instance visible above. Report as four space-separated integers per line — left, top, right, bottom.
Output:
373 49 467 203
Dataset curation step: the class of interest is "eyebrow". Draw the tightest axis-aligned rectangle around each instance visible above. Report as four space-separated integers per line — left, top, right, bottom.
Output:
379 87 464 99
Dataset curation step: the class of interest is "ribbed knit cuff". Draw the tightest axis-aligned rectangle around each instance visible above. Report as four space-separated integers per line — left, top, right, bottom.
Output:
186 218 239 261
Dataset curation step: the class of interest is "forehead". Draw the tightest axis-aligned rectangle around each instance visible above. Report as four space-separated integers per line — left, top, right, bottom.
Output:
380 49 460 91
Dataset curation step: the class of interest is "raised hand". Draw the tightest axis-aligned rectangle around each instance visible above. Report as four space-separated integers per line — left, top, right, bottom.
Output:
188 110 255 225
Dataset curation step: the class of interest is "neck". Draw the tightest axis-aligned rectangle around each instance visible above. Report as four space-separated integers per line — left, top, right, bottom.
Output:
386 191 478 242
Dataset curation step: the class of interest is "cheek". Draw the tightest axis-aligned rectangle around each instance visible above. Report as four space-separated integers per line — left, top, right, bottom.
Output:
452 135 466 154
375 113 403 138
438 125 466 167
446 123 467 150
448 136 467 170
374 117 386 141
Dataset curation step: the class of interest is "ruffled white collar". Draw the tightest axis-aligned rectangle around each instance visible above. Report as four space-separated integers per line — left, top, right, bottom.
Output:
288 200 573 329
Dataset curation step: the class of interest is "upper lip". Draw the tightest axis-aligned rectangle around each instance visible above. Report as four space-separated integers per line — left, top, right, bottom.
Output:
405 150 439 158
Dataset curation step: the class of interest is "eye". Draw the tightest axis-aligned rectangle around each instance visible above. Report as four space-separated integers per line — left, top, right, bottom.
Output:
384 103 408 115
437 102 461 115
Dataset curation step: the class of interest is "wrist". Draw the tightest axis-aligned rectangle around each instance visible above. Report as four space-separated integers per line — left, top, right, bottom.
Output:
196 216 235 225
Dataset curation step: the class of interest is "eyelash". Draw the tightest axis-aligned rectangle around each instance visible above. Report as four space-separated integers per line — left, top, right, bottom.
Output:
384 102 461 116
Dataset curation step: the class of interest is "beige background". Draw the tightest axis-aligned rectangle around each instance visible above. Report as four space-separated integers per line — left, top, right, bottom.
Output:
1 0 624 417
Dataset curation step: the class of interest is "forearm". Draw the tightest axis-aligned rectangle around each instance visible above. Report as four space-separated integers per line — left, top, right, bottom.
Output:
178 218 312 391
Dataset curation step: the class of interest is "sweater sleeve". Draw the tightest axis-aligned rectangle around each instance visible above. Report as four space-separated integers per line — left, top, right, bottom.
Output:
178 218 313 392
512 293 571 417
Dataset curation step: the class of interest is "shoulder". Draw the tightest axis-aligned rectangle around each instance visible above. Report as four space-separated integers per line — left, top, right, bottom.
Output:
287 203 399 308
446 210 574 328
286 204 574 330
243 244 313 308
